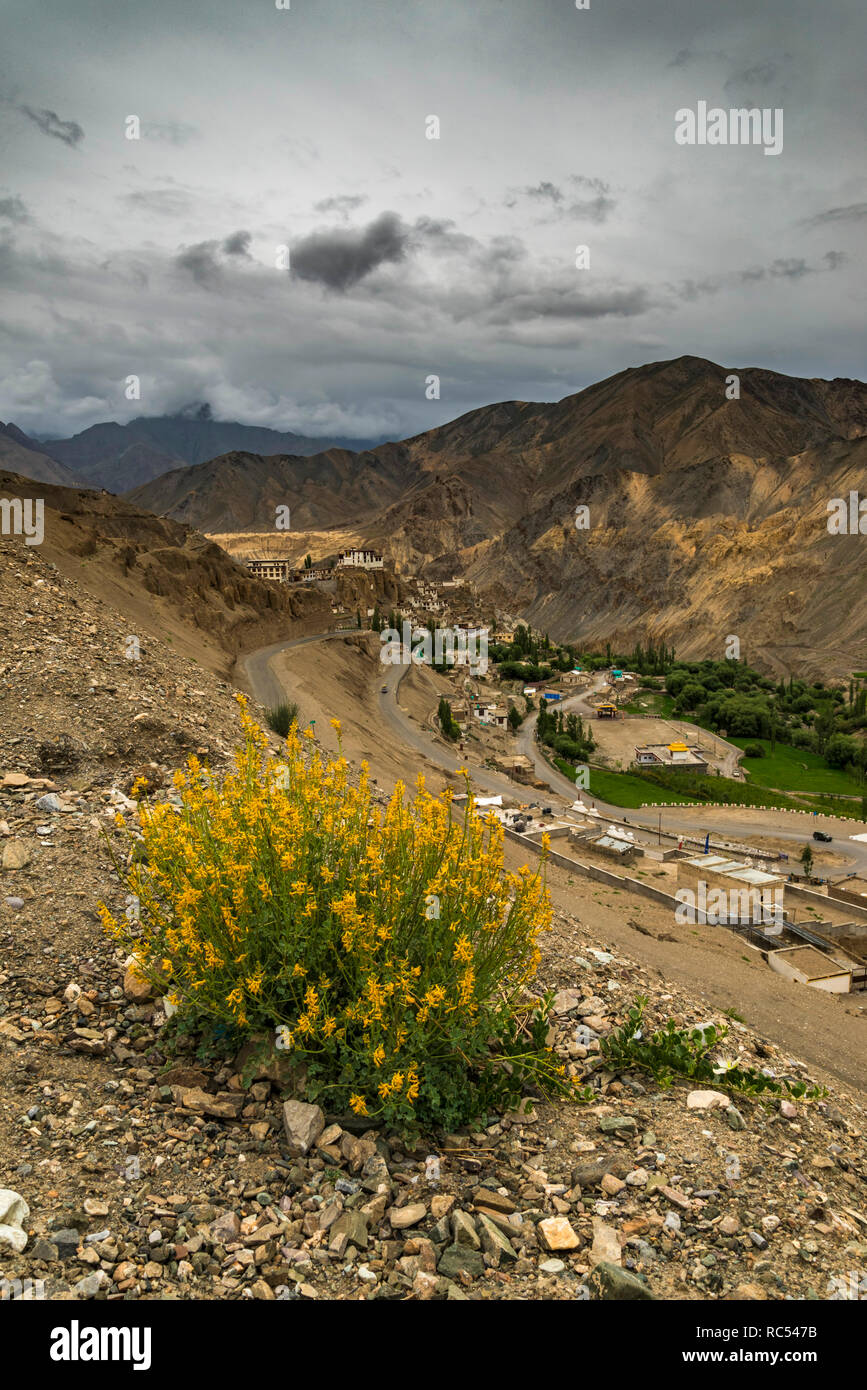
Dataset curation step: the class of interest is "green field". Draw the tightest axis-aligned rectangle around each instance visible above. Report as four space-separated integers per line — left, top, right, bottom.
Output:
733 739 864 795
551 757 698 807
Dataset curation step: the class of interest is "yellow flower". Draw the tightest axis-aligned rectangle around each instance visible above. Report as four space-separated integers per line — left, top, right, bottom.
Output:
349 1094 369 1116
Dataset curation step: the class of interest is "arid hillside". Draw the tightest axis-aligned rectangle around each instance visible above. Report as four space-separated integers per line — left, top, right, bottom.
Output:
0 469 334 679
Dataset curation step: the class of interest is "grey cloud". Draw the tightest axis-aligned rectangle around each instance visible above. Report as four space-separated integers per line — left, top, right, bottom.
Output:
678 250 843 299
19 105 84 147
222 229 252 258
313 194 367 215
485 284 650 326
411 217 477 254
175 241 221 286
507 176 615 224
568 176 616 224
124 189 195 217
0 195 29 223
725 60 781 90
143 120 198 146
290 211 409 291
525 182 564 204
174 231 253 284
803 202 867 228
768 258 810 280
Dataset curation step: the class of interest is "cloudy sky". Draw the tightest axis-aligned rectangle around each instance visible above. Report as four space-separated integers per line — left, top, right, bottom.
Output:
0 0 864 441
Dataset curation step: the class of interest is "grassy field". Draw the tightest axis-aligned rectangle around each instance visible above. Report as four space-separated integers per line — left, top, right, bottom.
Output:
546 748 867 819
732 738 864 795
621 689 675 718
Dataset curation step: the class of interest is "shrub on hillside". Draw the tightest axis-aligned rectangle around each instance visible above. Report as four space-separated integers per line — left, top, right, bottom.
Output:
101 699 575 1132
265 701 300 737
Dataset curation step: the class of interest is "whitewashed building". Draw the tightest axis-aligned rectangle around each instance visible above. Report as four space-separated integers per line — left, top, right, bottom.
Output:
337 548 384 570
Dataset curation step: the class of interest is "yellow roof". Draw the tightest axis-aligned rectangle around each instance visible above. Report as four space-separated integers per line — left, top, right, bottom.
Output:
668 741 689 751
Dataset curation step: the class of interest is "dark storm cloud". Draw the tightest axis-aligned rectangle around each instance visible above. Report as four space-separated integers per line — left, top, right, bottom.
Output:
222 229 252 258
290 211 409 291
19 105 84 147
0 195 29 223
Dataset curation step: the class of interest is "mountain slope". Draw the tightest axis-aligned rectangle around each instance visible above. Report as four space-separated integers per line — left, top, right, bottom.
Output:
127 443 421 533
116 357 867 674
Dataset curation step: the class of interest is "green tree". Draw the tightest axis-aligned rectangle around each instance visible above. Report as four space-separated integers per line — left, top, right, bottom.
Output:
438 697 460 741
800 844 813 879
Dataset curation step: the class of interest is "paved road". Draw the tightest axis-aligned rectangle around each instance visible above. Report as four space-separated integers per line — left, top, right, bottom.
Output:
238 633 867 871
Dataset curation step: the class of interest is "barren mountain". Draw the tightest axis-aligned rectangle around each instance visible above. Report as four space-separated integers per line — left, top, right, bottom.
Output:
34 406 381 493
119 357 867 675
0 422 80 488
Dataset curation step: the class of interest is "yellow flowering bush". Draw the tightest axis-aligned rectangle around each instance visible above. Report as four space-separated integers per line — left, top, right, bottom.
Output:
101 697 576 1130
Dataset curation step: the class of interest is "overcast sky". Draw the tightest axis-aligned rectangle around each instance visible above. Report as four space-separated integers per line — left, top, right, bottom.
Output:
0 0 864 440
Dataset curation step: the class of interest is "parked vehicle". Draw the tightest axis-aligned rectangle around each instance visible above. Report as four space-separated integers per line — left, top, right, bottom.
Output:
812 831 832 842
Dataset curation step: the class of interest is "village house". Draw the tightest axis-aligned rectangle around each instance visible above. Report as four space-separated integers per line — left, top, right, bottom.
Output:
474 702 510 728
244 558 295 582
